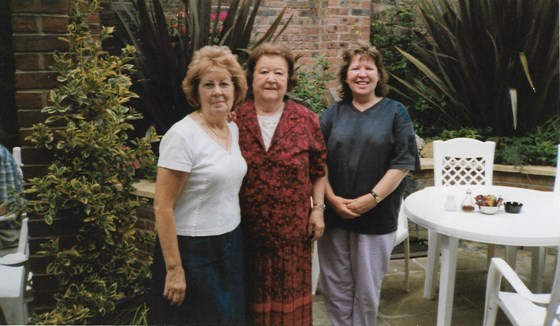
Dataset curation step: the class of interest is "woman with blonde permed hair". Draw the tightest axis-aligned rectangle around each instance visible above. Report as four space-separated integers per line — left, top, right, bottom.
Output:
148 45 248 325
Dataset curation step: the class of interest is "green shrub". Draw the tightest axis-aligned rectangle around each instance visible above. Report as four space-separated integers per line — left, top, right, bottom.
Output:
495 116 560 166
430 128 492 142
290 56 333 116
23 0 157 323
370 0 444 135
427 116 559 167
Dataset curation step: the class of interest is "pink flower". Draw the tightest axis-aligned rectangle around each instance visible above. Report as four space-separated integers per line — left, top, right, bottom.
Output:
218 11 228 21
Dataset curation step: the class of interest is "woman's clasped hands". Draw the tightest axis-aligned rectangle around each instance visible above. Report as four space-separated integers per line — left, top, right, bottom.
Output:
331 194 378 219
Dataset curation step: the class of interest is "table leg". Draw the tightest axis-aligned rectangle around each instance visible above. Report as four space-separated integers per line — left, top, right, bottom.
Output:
425 229 441 299
504 245 518 292
437 235 459 326
530 247 545 293
504 245 517 268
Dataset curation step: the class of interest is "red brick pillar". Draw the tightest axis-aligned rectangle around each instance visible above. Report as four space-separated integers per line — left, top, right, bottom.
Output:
255 0 371 76
320 0 371 75
11 0 71 313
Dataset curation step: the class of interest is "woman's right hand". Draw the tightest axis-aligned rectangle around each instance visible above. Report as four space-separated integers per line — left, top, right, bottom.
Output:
330 195 361 219
164 265 187 306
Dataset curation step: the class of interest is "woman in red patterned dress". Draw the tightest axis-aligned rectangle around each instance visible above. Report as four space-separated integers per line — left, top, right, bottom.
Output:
236 42 327 325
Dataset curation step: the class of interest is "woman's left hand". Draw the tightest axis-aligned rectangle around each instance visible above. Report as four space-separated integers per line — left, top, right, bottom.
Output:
346 194 377 215
307 210 325 241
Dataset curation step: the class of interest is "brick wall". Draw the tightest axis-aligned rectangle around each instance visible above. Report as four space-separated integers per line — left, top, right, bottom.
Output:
11 0 86 313
251 0 371 74
160 0 371 73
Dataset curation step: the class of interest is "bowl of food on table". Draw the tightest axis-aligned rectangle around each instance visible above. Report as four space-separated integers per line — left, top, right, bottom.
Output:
475 194 503 215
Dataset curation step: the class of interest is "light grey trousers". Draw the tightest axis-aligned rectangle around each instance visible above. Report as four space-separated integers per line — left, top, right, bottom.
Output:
318 228 396 326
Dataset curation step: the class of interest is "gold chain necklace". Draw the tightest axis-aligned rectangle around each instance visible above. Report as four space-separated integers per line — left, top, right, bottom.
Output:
199 111 230 140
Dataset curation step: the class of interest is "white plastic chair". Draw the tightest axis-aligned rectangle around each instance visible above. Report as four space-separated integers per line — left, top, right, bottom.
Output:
312 241 320 295
12 147 22 169
483 256 560 326
311 200 410 294
0 217 31 325
425 138 496 298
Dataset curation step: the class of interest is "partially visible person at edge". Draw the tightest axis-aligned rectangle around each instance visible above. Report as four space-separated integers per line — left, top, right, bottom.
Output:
318 41 421 326
235 42 327 325
0 144 24 251
148 45 248 325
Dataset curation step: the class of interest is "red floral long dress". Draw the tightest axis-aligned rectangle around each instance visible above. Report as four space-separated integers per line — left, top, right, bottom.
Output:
236 99 327 325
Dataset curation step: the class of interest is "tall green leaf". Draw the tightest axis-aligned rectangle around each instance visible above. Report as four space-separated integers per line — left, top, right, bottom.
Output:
394 0 559 135
111 0 292 134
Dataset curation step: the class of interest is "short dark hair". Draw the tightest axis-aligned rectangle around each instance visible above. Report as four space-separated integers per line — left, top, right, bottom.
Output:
245 42 298 97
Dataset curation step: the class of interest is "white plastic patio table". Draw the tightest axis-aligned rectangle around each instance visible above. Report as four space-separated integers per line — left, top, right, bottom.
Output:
404 185 560 326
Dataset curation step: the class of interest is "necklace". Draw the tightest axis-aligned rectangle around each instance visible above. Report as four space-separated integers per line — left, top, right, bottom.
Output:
197 111 231 153
198 111 230 139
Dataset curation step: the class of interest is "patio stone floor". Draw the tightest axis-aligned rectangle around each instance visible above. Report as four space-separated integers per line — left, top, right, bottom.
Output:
312 240 558 326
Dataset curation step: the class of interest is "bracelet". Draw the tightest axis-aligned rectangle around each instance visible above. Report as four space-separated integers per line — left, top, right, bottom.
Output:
312 203 326 211
370 191 379 203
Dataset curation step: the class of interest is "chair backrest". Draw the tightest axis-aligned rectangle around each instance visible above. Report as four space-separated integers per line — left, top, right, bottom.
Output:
554 144 559 193
433 138 496 187
16 218 29 258
397 200 408 231
12 146 23 180
394 199 409 247
12 147 22 168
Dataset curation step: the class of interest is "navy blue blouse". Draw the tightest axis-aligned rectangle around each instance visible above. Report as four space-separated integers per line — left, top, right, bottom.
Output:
320 98 421 234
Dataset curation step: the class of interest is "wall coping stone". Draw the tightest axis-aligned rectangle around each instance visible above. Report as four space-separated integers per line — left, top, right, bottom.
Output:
133 158 555 198
133 179 155 199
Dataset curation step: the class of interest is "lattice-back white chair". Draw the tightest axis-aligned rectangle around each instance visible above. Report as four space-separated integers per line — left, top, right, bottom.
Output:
433 138 495 187
0 217 30 325
424 138 496 298
483 256 560 326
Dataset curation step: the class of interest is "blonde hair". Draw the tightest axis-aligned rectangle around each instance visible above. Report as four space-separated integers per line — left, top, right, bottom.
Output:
182 46 248 108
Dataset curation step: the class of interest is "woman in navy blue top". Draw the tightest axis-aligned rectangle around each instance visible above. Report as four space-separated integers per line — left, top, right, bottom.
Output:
318 41 420 325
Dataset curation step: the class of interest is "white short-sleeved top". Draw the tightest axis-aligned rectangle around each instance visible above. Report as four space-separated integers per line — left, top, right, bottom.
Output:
157 115 247 237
